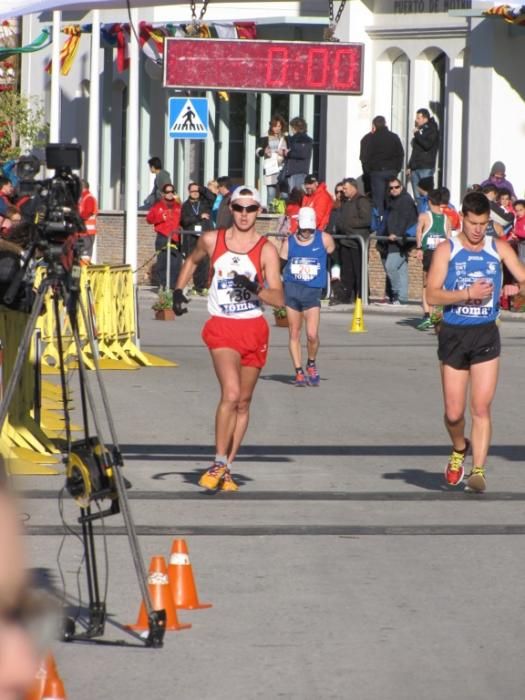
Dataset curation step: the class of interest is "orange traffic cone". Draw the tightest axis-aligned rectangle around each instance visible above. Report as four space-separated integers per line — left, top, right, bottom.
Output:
168 539 212 610
41 671 67 700
25 654 62 700
128 556 191 632
24 657 48 700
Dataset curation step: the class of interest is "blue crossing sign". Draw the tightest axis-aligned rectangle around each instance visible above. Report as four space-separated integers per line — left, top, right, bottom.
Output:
168 97 208 140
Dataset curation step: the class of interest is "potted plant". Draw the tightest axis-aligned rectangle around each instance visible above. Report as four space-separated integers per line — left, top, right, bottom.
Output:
273 305 288 327
152 287 175 320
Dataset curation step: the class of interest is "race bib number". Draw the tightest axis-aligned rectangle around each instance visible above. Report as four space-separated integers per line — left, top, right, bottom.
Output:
216 278 260 314
426 235 442 250
454 276 494 318
290 256 320 282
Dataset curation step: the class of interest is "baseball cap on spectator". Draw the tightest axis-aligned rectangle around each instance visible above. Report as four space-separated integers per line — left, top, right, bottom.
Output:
297 207 316 230
303 174 318 185
230 186 261 205
417 176 434 193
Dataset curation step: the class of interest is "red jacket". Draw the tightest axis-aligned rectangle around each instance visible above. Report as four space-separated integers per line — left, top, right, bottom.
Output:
78 189 98 235
301 182 333 231
285 202 301 234
146 199 181 242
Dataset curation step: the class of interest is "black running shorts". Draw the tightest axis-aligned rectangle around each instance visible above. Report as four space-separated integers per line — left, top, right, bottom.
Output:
422 249 434 273
437 321 501 370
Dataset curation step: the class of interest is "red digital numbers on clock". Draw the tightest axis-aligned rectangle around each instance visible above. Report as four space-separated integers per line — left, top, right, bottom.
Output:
164 39 364 95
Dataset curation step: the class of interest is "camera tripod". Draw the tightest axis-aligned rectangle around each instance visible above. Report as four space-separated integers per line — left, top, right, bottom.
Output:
0 246 166 648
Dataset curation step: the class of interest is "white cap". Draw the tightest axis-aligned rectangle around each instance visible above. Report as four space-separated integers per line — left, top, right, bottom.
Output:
297 207 316 230
230 186 261 205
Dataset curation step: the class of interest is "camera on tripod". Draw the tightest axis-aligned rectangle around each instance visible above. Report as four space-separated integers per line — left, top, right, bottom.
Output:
17 142 85 245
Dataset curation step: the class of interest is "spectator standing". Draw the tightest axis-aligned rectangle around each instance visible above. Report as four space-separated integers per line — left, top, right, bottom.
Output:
215 176 234 229
256 115 288 204
77 179 98 263
407 108 440 205
480 161 516 200
481 185 513 237
284 187 304 236
0 176 15 216
144 157 172 207
180 182 213 294
283 117 313 192
359 116 404 218
378 178 418 305
279 207 335 387
336 178 372 304
512 200 525 261
146 183 182 288
301 174 333 231
326 183 345 304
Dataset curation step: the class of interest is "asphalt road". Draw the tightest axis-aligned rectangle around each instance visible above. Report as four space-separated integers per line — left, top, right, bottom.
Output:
14 292 525 700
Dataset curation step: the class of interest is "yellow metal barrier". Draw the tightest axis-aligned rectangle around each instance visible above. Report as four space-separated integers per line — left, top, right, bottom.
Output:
0 309 60 475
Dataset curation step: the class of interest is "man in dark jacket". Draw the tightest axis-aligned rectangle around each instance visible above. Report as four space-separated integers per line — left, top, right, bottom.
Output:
180 182 213 293
215 176 233 229
360 116 404 217
378 178 418 305
407 109 439 205
335 178 372 304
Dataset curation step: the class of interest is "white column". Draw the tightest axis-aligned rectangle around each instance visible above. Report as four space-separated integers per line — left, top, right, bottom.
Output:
88 11 101 262
244 93 257 187
204 91 216 183
139 71 151 206
49 11 61 146
164 94 175 188
217 99 230 176
288 94 300 122
303 94 315 173
446 52 465 207
125 9 139 274
100 47 112 210
259 93 272 205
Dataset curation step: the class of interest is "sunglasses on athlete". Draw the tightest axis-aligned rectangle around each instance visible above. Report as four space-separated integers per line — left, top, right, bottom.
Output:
231 203 259 213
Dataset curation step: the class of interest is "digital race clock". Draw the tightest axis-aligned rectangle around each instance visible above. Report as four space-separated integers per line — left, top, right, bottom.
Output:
164 38 364 95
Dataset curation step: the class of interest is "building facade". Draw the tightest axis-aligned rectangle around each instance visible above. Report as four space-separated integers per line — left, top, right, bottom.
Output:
13 0 525 215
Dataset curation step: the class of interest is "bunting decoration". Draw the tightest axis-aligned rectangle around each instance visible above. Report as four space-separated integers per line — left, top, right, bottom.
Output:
45 24 82 75
0 27 50 58
483 5 525 24
0 20 257 80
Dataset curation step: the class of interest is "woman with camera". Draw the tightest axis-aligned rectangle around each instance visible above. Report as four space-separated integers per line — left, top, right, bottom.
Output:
256 115 288 206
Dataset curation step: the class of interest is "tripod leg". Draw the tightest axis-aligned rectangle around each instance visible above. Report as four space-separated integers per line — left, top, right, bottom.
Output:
79 506 106 637
69 295 165 647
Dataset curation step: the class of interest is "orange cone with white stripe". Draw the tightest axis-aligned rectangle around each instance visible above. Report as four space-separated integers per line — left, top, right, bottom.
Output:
168 539 212 610
25 654 64 700
128 556 191 632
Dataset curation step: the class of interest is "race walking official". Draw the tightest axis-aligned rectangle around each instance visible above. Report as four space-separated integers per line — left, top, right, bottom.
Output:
77 180 98 263
173 186 284 492
279 207 335 386
426 191 525 492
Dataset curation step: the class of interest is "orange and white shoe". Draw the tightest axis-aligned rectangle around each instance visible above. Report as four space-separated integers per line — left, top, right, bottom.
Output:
219 470 239 492
198 463 228 491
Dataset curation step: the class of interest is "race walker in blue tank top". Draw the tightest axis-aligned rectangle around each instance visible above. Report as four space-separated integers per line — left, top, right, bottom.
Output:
442 236 502 326
283 230 327 289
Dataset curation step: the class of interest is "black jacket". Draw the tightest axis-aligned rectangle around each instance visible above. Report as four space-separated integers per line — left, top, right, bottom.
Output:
360 127 404 174
338 195 372 248
284 132 313 176
384 190 418 253
180 197 213 232
408 118 439 170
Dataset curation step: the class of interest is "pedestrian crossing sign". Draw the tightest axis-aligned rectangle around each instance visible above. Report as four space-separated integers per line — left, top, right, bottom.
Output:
169 97 208 140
